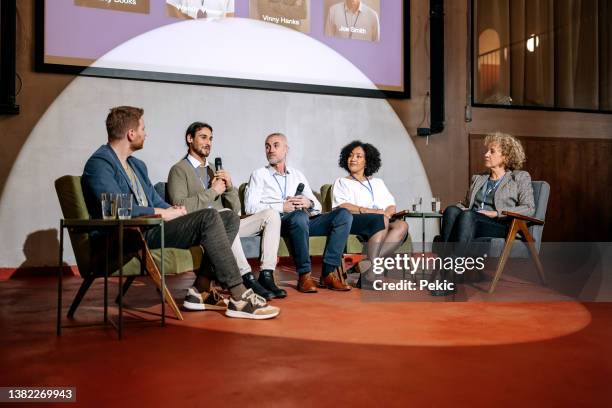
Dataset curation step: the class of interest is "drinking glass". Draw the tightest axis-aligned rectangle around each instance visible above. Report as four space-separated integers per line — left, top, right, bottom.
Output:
411 197 421 213
100 193 117 220
431 197 441 213
117 193 133 220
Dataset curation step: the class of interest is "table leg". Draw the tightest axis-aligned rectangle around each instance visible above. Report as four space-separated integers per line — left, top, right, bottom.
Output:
421 214 426 279
161 221 165 327
104 233 109 324
118 221 123 340
57 221 64 336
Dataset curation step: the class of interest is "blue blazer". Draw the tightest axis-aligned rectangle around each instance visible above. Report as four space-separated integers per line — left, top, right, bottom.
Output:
82 144 170 218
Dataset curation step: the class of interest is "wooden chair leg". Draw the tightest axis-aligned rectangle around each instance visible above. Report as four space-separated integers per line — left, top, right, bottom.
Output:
67 275 96 318
141 245 184 321
131 231 184 321
488 219 520 293
517 222 546 286
336 257 348 285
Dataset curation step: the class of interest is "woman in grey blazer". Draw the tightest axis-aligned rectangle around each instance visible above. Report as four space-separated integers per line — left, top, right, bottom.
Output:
441 132 535 244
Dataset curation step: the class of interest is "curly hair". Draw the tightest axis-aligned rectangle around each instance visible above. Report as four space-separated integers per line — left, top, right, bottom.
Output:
338 140 382 177
484 132 526 170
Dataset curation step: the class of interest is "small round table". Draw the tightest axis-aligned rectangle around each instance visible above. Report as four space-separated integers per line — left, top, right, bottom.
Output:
399 212 454 296
400 211 443 255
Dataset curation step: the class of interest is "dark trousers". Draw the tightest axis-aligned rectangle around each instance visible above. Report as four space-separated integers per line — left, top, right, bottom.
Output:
441 206 509 243
144 209 243 288
281 208 353 275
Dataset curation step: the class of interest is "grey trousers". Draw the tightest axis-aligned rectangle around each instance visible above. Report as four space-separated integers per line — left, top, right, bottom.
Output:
231 208 281 276
144 208 243 288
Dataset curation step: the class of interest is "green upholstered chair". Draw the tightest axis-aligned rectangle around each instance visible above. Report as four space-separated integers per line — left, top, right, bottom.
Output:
54 176 202 320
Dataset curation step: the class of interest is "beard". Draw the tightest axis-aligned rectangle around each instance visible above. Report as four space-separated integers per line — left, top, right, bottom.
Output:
267 156 282 165
131 139 144 151
192 145 210 159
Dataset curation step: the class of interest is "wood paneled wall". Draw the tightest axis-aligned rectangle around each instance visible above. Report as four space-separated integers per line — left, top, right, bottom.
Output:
469 134 612 241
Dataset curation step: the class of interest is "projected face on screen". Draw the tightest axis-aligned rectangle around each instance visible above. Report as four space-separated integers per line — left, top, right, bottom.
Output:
166 0 235 19
42 0 406 95
249 0 311 34
324 0 380 42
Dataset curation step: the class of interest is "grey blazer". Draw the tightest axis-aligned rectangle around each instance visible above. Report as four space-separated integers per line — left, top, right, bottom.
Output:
458 170 535 218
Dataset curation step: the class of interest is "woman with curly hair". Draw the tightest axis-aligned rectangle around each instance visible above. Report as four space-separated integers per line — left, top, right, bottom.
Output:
332 141 409 286
441 132 535 245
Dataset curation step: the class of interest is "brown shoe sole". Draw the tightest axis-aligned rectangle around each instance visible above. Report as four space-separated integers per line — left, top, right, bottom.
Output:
297 285 318 293
320 283 352 291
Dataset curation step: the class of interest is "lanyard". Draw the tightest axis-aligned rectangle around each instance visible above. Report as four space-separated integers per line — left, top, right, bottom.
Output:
273 173 288 200
480 176 504 209
350 175 376 207
344 8 361 39
185 157 209 188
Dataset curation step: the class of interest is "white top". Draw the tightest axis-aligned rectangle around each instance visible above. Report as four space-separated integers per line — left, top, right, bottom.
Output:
166 0 235 19
245 165 322 215
332 177 395 210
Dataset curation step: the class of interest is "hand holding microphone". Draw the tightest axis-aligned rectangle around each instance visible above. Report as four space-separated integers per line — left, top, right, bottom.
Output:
213 157 233 188
288 183 311 211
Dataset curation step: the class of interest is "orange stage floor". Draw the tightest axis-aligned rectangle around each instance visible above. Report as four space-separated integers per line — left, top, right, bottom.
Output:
1 266 611 407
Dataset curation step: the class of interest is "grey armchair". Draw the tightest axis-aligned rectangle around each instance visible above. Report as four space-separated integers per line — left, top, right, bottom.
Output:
474 181 550 293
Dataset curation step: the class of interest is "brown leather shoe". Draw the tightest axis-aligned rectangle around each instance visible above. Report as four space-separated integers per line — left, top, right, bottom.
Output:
320 273 352 291
297 273 318 293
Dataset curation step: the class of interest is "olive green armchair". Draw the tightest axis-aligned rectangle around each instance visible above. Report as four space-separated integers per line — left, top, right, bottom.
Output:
55 176 203 321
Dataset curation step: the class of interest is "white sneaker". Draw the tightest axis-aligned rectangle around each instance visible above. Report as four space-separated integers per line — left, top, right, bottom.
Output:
183 287 228 311
225 289 280 320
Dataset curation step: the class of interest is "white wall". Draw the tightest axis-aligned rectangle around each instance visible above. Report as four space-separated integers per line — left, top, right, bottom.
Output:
0 18 433 267
0 77 433 266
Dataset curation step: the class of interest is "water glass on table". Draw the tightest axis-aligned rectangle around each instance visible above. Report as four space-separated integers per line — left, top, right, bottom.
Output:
411 197 422 213
101 193 117 220
117 193 133 220
431 197 441 213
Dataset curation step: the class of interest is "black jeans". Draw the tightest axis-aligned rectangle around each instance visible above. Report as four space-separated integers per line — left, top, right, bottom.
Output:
441 206 509 243
144 209 242 288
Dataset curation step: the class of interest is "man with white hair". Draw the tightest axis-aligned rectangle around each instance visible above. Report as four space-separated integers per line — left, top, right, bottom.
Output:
245 133 353 293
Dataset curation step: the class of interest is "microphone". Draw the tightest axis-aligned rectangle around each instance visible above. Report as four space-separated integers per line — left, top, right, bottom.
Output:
214 157 223 172
295 183 304 196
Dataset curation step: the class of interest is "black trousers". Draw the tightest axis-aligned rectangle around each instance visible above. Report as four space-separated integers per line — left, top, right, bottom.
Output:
441 206 509 243
144 209 242 288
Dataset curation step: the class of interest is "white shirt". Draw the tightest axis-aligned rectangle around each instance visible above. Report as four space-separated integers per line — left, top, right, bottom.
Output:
167 0 235 19
186 154 209 169
332 177 395 210
245 165 322 215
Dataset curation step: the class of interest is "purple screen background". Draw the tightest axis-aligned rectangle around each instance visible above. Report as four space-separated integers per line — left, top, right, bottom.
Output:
45 0 404 89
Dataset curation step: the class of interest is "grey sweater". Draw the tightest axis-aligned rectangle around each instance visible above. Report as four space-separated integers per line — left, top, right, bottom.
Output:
166 158 241 214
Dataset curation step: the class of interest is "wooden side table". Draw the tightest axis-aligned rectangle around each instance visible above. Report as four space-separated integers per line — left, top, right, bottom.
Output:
58 218 164 339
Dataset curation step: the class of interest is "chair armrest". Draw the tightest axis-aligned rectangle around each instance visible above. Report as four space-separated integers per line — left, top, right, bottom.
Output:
501 211 544 225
